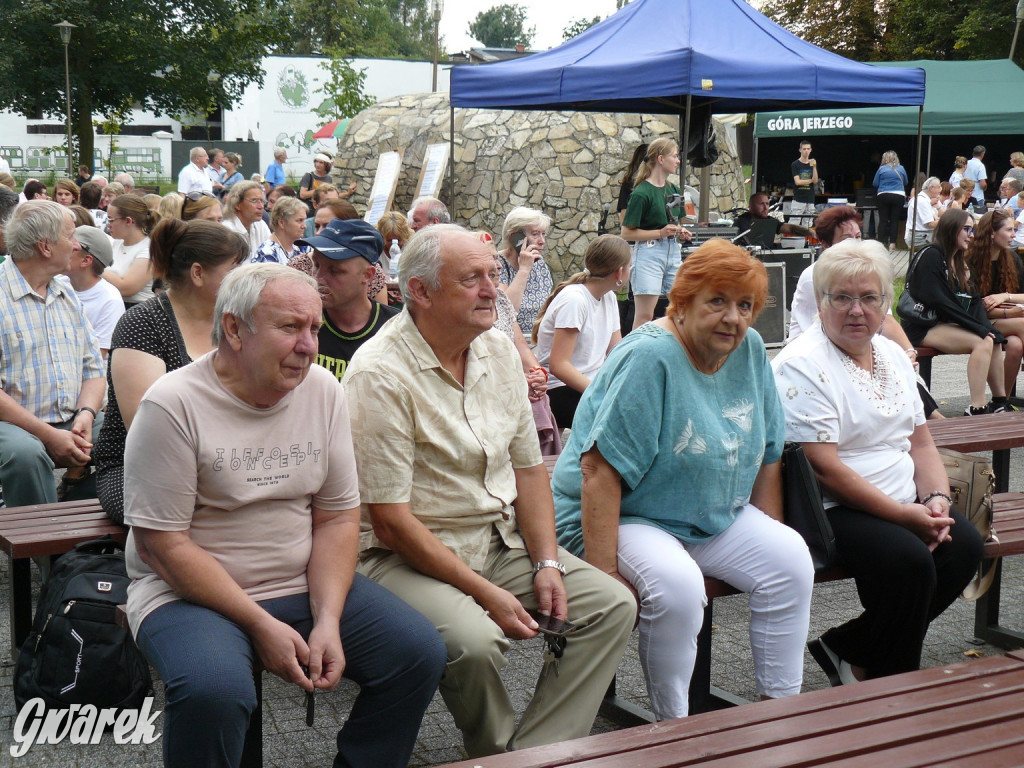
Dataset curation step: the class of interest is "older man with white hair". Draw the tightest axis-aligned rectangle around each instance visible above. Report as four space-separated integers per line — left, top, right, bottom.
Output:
0 201 105 505
113 172 135 195
177 147 213 195
905 176 942 250
124 263 444 768
408 196 450 232
346 224 634 758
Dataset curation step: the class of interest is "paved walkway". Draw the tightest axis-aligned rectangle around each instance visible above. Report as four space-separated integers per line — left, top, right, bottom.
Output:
0 353 1021 767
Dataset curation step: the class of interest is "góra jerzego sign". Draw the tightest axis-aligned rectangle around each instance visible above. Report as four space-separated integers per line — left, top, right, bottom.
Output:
763 115 855 133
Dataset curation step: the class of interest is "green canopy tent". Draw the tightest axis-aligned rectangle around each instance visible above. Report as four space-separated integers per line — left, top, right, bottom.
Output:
752 59 1024 198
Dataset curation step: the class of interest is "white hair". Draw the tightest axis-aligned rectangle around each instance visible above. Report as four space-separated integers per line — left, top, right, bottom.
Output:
6 200 70 263
399 223 465 304
501 206 551 250
212 263 317 345
273 146 287 161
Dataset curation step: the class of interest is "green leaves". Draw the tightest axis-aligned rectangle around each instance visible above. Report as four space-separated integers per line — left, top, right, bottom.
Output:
468 3 536 49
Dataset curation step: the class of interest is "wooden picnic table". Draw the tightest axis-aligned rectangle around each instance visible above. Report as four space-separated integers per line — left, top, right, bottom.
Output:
926 411 1024 649
438 649 1024 768
927 410 1024 494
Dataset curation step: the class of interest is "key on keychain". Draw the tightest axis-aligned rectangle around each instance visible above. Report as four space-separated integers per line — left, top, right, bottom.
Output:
302 665 315 727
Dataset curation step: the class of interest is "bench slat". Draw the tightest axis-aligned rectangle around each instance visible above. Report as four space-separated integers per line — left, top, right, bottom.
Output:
437 655 1024 767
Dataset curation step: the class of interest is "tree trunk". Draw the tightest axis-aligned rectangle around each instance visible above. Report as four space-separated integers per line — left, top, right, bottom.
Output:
73 90 94 176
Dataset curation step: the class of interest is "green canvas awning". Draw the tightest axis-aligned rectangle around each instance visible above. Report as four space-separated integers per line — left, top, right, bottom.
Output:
754 59 1024 137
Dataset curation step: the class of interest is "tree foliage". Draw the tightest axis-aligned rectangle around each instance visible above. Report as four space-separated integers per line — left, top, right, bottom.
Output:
314 50 375 121
280 0 437 58
468 4 536 49
883 0 1018 62
760 0 885 60
759 0 1021 63
563 16 601 42
0 0 285 168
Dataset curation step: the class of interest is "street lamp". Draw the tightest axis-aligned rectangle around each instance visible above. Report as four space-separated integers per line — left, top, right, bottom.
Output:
431 0 443 92
55 20 77 177
207 71 221 141
1012 0 1024 60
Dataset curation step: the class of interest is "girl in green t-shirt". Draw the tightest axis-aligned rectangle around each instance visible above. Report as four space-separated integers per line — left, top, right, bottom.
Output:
621 138 693 330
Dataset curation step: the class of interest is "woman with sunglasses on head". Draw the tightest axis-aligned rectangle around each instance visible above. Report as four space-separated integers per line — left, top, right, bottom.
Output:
103 194 160 307
967 209 1024 395
774 240 982 687
901 209 1008 415
180 191 223 223
222 180 271 262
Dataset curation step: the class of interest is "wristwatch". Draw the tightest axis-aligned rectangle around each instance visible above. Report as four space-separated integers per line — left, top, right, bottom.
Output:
533 559 566 576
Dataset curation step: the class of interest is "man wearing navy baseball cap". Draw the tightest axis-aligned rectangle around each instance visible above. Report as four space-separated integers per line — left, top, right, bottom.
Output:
297 218 399 381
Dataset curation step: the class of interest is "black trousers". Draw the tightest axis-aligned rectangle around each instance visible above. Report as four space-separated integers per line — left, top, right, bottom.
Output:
547 385 583 433
875 192 906 247
821 505 983 679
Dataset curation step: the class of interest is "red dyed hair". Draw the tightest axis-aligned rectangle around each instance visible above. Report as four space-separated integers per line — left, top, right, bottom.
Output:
667 239 768 320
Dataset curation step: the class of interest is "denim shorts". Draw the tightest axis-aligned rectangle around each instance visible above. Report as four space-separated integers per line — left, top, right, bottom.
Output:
631 238 682 297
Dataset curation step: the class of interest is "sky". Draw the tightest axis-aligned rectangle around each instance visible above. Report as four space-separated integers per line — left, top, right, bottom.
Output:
438 0 622 53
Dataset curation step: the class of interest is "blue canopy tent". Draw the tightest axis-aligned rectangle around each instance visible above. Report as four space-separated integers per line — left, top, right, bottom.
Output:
448 0 927 217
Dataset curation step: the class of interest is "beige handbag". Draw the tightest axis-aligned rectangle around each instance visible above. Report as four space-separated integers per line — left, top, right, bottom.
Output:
937 448 997 600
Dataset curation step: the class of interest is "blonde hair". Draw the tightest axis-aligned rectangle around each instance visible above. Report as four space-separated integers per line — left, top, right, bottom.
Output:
635 137 678 187
531 235 631 343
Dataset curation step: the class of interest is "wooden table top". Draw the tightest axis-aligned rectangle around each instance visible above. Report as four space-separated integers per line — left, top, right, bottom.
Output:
927 410 1024 453
438 650 1024 767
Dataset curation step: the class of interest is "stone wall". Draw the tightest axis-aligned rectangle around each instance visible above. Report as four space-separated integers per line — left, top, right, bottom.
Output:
333 93 746 280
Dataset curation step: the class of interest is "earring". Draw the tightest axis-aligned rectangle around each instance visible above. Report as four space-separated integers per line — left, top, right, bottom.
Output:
615 279 623 288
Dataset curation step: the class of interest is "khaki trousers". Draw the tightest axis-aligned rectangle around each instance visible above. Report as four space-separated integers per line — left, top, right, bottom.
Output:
359 535 635 757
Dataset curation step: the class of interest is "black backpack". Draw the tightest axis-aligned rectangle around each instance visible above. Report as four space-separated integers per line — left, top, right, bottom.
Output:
15 537 151 713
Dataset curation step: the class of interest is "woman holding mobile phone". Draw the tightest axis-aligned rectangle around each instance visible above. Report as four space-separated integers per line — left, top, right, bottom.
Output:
498 206 554 337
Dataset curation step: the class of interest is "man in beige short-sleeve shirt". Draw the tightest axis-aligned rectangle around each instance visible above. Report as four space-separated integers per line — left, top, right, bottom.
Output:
345 224 634 758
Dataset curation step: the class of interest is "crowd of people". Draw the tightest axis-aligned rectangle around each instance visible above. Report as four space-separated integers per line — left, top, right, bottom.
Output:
0 136 1013 766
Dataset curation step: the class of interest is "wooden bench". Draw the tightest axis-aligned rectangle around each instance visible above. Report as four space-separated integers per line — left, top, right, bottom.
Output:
437 649 1024 767
0 498 125 660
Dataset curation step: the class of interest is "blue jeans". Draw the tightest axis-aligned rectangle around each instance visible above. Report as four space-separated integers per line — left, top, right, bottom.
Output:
136 575 445 768
0 413 103 507
630 238 681 297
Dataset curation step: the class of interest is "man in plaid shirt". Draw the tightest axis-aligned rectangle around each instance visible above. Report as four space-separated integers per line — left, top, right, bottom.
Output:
0 200 105 506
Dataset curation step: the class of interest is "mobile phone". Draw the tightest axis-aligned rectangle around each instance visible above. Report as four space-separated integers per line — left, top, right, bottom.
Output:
512 232 527 250
527 609 577 637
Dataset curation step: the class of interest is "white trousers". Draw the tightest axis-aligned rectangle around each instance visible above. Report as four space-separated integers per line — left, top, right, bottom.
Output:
617 505 814 720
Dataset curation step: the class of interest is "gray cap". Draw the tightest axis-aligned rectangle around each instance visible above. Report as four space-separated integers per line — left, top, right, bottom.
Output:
75 225 113 267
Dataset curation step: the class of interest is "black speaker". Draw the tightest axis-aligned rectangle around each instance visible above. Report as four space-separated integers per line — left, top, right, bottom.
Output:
753 261 786 346
759 249 815 311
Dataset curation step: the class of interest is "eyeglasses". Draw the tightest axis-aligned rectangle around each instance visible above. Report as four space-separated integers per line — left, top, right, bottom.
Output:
823 293 885 311
962 226 975 235
244 197 266 206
